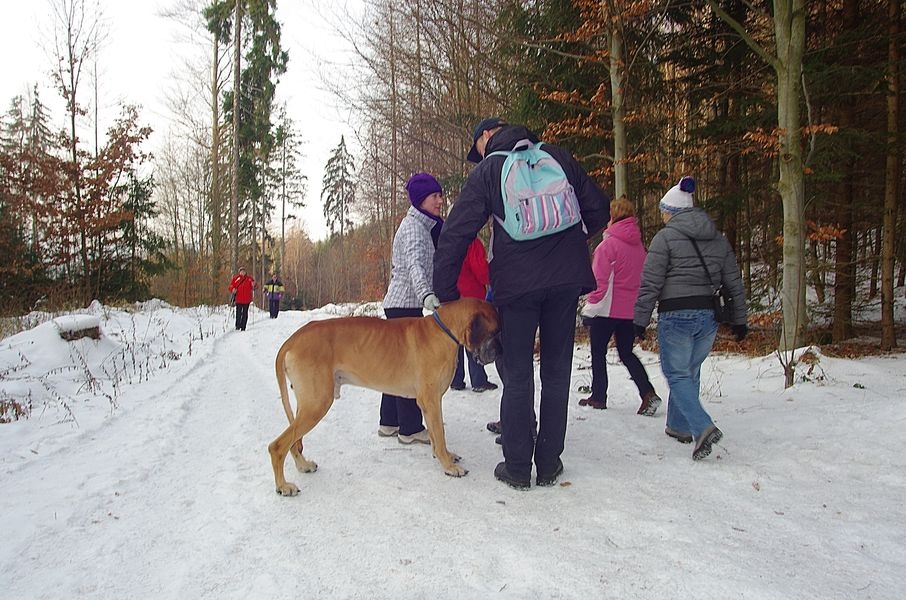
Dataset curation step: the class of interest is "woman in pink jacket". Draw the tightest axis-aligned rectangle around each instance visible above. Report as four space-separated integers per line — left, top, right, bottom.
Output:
580 197 661 415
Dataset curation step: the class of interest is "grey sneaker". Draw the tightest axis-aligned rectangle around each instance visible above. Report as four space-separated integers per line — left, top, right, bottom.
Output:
692 425 723 460
665 426 693 444
377 425 399 437
398 429 431 445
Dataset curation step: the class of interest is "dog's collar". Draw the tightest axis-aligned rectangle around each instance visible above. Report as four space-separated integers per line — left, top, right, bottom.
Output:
432 311 461 346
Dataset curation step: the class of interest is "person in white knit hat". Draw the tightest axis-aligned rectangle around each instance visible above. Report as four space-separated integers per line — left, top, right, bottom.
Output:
633 176 748 460
658 175 696 214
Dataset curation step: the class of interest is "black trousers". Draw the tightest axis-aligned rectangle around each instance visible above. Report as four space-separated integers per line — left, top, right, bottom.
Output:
587 316 654 402
235 303 250 330
498 286 580 479
379 307 426 435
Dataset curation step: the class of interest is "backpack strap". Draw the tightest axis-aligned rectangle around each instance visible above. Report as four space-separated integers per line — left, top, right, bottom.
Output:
685 235 720 293
487 139 537 159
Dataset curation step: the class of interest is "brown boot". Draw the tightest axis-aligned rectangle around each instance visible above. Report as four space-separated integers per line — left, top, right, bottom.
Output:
637 391 662 416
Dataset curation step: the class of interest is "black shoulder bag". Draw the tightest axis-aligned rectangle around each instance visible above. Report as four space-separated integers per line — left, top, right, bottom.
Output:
686 237 733 324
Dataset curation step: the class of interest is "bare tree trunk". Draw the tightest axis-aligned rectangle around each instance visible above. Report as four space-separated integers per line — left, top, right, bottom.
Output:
53 0 94 302
832 159 855 341
389 5 398 232
774 0 808 359
231 0 242 274
281 134 287 267
211 32 223 301
881 0 900 350
832 0 858 342
251 168 258 304
706 0 807 385
870 227 881 298
610 24 628 199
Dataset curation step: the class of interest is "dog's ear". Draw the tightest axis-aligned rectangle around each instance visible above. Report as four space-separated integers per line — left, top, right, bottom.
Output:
465 313 487 351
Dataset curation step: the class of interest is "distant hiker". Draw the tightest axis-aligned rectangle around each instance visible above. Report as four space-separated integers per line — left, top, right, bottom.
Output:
264 274 285 319
228 267 256 331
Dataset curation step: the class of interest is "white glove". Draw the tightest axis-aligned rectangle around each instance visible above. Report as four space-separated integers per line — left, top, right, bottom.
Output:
423 293 441 311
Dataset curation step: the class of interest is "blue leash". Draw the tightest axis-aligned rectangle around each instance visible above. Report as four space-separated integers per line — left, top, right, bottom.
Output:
432 311 461 346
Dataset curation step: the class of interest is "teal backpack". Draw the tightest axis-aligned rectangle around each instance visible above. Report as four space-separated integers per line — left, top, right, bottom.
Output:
487 140 583 241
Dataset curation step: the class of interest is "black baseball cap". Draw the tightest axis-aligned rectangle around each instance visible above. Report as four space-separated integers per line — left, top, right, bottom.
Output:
467 117 506 163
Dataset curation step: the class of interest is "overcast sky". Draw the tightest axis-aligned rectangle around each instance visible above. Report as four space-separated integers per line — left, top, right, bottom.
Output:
0 0 362 241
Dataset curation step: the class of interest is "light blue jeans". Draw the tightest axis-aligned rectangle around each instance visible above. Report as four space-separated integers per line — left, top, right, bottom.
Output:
657 309 718 439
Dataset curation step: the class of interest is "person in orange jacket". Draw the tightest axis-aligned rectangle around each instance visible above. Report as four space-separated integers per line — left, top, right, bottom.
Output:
449 237 499 393
228 267 256 331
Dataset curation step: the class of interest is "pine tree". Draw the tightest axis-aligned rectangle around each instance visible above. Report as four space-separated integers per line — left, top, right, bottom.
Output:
220 0 289 276
268 107 307 268
321 136 356 238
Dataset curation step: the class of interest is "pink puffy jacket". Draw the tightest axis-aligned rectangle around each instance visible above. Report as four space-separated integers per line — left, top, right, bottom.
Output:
581 216 646 320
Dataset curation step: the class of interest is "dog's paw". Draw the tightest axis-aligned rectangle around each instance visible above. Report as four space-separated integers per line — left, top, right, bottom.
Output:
294 458 318 473
433 451 462 463
276 482 300 496
444 464 468 478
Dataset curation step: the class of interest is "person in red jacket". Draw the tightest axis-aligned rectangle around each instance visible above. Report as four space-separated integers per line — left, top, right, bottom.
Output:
449 237 498 393
228 267 256 331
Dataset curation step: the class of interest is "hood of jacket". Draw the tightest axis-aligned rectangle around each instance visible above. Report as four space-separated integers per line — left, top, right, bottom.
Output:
484 125 541 156
607 216 643 246
664 208 719 241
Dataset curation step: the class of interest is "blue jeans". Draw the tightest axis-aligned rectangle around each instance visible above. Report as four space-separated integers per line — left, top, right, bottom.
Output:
657 309 718 439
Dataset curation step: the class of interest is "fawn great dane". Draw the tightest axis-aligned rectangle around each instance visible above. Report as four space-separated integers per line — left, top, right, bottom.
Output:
267 297 501 496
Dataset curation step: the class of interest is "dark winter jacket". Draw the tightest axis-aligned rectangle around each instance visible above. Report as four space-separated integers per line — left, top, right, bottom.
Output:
633 208 746 326
433 125 610 306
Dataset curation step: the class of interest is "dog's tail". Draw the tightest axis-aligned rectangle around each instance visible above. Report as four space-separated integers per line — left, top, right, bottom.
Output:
275 342 295 424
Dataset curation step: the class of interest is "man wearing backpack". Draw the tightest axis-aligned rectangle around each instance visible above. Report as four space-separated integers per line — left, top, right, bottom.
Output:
431 118 610 490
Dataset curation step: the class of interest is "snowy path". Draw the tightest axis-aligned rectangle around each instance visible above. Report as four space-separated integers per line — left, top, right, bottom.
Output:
1 307 904 599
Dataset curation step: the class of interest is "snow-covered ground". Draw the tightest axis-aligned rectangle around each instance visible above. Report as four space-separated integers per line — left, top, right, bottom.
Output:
0 300 903 599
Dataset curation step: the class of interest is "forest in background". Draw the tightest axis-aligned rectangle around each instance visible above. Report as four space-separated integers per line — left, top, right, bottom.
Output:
0 0 904 358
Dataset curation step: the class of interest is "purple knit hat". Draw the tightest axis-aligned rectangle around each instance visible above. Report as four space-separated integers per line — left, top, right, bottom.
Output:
406 172 443 209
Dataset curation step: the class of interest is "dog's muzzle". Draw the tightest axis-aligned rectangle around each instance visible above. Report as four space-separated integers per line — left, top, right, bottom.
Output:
472 331 502 366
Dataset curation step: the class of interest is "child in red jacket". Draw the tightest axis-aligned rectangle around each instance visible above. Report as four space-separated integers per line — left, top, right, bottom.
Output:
449 238 498 392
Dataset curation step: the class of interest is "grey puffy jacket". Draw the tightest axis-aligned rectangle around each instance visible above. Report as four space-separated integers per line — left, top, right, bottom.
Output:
633 207 746 326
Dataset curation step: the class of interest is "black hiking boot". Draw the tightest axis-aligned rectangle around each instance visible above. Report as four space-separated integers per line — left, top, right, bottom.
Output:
494 461 530 490
536 459 564 487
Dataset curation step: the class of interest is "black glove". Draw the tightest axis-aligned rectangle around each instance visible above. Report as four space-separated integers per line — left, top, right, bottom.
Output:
634 324 647 341
731 324 748 342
